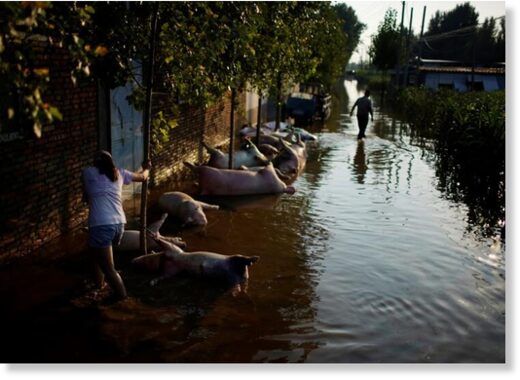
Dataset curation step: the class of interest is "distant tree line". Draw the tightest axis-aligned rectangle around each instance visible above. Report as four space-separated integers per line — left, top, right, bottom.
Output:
422 2 505 64
369 2 505 72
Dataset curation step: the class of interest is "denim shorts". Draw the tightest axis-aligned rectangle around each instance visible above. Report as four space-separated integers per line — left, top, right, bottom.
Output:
88 223 124 249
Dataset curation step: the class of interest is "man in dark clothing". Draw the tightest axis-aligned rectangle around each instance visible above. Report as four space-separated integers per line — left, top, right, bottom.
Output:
350 90 374 140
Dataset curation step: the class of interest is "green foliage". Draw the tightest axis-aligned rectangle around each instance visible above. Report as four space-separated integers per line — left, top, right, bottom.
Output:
395 87 505 234
369 9 400 71
334 3 366 65
158 2 261 105
252 2 318 97
396 87 505 146
0 1 96 137
423 3 504 63
474 16 505 64
306 2 350 88
151 110 178 152
427 3 478 35
86 2 151 89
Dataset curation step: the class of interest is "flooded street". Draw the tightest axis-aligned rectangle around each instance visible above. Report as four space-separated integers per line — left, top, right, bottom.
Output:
1 80 505 363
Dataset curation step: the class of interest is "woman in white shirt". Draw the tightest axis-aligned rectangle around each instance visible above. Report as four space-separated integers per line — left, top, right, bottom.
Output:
82 150 150 300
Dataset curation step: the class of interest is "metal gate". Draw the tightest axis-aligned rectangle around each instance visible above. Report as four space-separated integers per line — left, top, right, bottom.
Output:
110 70 143 201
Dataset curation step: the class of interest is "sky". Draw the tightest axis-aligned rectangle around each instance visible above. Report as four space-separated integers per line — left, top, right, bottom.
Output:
346 0 506 63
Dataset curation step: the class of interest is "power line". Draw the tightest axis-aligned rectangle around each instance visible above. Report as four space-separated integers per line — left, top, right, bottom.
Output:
421 15 505 43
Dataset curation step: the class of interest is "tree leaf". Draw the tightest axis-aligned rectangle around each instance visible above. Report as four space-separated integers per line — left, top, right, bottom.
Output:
49 106 63 121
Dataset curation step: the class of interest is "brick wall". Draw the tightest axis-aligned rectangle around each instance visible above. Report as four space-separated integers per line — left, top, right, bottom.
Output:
0 43 247 263
151 92 246 186
0 43 98 264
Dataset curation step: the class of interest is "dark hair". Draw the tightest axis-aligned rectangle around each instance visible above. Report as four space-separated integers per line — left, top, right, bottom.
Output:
94 150 119 182
365 89 371 97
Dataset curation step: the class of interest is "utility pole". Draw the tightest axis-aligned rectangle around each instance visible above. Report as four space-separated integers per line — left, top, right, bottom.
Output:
396 1 405 88
228 88 236 169
139 2 160 255
404 7 414 86
420 6 426 39
256 91 262 147
417 5 427 86
408 8 414 42
275 72 282 131
471 30 476 91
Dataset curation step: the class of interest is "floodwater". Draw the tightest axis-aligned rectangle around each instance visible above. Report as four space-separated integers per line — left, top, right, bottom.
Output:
1 80 505 363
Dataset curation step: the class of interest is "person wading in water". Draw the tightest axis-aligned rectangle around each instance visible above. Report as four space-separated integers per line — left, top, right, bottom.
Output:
82 150 150 301
350 89 374 140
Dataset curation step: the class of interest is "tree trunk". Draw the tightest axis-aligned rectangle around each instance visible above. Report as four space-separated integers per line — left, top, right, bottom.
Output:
256 90 262 147
139 3 159 255
275 73 282 131
228 88 236 169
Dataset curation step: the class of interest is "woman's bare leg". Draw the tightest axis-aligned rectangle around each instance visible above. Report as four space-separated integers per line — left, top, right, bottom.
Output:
93 246 127 300
92 260 105 289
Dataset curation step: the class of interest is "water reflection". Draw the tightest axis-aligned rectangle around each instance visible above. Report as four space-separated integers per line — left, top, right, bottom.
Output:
353 140 367 184
434 150 505 238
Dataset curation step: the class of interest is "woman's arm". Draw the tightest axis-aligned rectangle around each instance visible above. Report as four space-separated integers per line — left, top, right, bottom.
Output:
130 159 151 182
131 168 150 182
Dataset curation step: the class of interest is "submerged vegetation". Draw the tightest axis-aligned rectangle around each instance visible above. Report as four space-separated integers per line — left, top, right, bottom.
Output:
395 87 505 236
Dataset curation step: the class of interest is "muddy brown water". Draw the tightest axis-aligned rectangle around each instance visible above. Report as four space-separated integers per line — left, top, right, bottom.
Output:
0 80 504 363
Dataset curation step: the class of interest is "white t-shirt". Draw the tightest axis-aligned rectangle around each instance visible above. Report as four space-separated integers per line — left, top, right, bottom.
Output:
82 167 133 227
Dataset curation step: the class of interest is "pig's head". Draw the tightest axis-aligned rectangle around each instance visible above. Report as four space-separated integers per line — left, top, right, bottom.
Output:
181 202 207 227
274 138 299 175
227 255 260 283
258 144 279 161
242 139 270 166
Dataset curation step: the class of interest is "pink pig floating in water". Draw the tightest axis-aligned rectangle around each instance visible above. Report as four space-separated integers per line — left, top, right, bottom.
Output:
132 231 259 288
110 213 186 253
202 140 269 169
184 162 296 196
158 191 219 227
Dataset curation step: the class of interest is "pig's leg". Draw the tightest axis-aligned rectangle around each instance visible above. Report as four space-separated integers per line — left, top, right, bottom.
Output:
148 230 185 254
197 201 220 210
161 236 187 249
148 213 168 233
146 213 170 251
147 213 187 249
